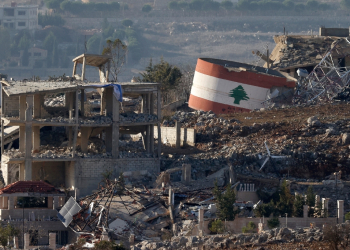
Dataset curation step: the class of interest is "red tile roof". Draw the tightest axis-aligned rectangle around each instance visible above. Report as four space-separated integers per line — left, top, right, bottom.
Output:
0 181 63 194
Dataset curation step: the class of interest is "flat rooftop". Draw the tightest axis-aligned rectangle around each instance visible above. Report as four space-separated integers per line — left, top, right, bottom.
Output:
0 81 160 97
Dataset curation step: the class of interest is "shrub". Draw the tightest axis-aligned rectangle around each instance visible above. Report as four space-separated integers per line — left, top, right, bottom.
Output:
267 217 280 229
142 4 152 13
168 0 179 9
254 202 275 217
242 221 256 233
345 212 350 221
221 0 233 9
209 219 224 234
122 19 133 27
39 13 65 27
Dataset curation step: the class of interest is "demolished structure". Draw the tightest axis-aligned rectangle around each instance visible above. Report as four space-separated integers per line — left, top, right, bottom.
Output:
0 54 162 198
188 58 296 114
264 27 350 106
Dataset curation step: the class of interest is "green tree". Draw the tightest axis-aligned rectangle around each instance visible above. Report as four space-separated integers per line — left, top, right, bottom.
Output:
43 31 57 51
213 180 238 221
276 180 293 217
169 1 179 10
102 38 128 81
345 211 350 221
253 201 275 217
242 221 256 233
87 34 102 54
45 0 64 10
0 224 20 249
209 219 225 233
293 194 305 217
18 34 30 50
138 58 182 104
142 4 153 13
189 0 204 10
306 186 315 216
0 27 11 61
229 85 250 105
267 217 280 229
38 13 65 27
178 1 188 9
221 0 234 9
121 19 133 27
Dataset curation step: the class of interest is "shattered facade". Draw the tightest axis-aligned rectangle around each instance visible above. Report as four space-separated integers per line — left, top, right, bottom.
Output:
0 54 162 197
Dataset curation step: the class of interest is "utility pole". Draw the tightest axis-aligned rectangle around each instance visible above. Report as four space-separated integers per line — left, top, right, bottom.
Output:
336 171 338 224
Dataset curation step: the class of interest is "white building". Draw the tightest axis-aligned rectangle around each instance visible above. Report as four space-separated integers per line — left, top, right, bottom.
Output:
0 4 38 31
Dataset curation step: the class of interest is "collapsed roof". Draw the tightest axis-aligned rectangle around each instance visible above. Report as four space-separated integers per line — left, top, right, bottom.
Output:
0 181 64 194
266 35 350 70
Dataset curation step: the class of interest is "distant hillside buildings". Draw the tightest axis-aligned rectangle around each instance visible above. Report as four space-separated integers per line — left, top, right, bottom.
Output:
0 3 38 31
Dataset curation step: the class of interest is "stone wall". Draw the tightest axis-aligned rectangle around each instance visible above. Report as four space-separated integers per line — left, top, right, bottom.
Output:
75 158 160 197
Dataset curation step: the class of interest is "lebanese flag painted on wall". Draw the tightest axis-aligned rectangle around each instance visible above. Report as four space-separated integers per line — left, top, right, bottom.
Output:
188 58 294 114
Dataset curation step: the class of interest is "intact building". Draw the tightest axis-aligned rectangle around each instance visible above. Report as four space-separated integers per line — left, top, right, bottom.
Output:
0 4 38 31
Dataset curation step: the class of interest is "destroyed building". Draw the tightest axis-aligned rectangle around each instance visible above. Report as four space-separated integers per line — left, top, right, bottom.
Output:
0 54 162 198
188 58 296 114
0 181 67 248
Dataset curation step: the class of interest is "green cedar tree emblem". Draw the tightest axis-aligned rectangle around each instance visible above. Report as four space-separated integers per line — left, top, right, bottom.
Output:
229 85 250 105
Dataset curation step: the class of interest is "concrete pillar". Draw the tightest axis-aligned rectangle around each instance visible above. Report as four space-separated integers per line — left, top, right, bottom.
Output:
33 94 41 119
322 198 330 217
53 196 59 210
8 196 13 210
19 163 25 181
112 93 119 158
244 184 247 191
303 205 308 218
315 195 320 205
80 90 85 117
182 164 191 184
49 233 56 250
13 236 18 249
168 187 174 206
129 234 135 245
253 184 255 191
198 208 204 223
75 188 80 200
19 126 25 152
32 126 40 151
24 233 30 249
25 95 33 181
175 121 180 148
338 200 344 223
229 164 236 184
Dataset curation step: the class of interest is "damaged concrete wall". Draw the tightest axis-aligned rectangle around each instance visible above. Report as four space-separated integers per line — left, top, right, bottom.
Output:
32 162 66 187
154 126 196 146
1 163 19 186
2 95 19 117
65 161 75 189
75 158 160 197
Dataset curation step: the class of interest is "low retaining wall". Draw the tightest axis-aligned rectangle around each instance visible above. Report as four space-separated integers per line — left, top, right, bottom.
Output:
192 217 338 235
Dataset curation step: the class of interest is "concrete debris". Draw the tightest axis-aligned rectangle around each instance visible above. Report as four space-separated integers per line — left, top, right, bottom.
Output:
132 226 325 250
120 113 158 123
44 95 65 107
35 115 113 125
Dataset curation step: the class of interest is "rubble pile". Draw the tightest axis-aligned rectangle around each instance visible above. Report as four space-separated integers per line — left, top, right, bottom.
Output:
35 115 113 125
120 113 158 123
44 95 65 107
132 227 324 250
